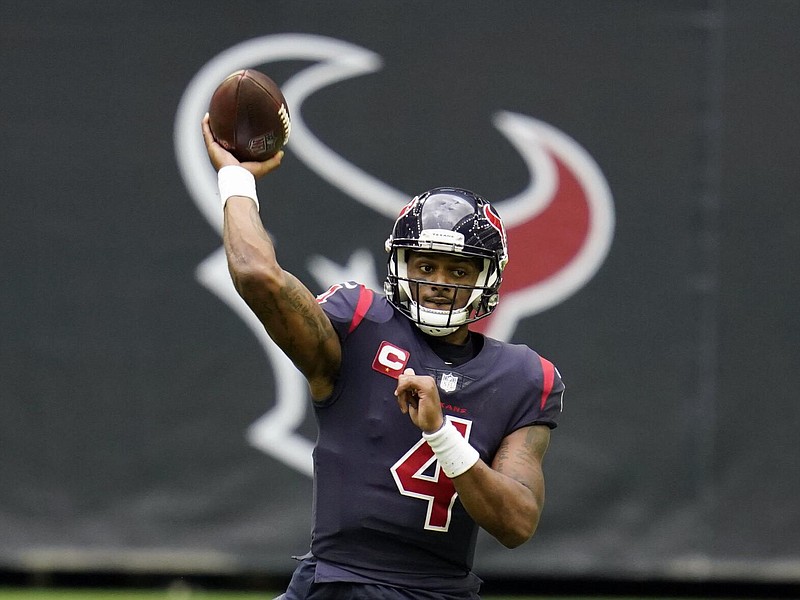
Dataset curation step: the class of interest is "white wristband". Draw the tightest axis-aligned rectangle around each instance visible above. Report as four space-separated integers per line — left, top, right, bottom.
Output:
423 418 480 479
218 165 259 211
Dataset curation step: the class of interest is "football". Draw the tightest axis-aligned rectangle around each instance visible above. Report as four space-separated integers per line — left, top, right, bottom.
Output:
208 69 291 162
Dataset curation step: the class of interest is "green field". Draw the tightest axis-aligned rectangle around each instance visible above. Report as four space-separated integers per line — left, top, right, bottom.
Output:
0 591 551 600
0 590 742 600
0 591 270 600
0 591 530 600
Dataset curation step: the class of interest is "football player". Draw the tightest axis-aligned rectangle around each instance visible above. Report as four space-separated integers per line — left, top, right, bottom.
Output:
202 114 564 599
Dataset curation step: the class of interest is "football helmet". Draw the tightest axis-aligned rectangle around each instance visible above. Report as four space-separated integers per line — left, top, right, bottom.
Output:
384 187 509 336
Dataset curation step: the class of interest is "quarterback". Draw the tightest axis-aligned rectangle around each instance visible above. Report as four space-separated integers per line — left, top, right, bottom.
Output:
202 114 564 599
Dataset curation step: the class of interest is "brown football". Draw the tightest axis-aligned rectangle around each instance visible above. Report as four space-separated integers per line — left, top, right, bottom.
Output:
208 69 291 162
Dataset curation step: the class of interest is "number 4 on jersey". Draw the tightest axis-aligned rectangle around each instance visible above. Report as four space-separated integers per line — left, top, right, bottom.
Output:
390 417 472 532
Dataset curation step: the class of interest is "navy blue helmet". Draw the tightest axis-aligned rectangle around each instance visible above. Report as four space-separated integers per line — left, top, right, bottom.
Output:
384 187 509 336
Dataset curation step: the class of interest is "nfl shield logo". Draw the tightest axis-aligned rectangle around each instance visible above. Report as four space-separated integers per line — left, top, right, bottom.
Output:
439 372 458 393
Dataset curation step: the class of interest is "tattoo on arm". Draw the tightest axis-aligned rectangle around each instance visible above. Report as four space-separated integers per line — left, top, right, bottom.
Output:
494 427 550 491
278 276 337 353
226 207 340 382
525 426 550 457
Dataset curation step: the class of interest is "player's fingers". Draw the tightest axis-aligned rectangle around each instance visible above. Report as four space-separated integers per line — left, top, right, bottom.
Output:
395 372 424 416
394 368 417 396
407 401 419 423
395 368 415 394
245 150 284 178
395 390 409 414
200 113 215 143
201 116 241 170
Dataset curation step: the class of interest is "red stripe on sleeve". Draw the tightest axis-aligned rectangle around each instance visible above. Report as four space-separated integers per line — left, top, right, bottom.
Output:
538 355 555 410
348 286 374 334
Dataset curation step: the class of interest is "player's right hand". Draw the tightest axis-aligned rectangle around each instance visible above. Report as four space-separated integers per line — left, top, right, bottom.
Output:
201 113 283 179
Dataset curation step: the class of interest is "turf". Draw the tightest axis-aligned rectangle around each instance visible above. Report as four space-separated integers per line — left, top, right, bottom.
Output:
0 590 752 600
0 594 570 600
0 592 568 600
0 591 269 600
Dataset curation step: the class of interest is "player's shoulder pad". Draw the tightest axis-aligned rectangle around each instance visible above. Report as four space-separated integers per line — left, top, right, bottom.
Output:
527 347 564 418
316 281 364 306
489 339 565 395
316 281 392 336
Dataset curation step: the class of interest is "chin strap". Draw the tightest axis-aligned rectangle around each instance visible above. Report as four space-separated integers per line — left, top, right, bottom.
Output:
409 301 468 336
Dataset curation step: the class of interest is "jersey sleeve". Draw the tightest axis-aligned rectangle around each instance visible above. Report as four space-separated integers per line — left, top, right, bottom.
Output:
531 353 565 429
315 282 376 342
508 348 565 431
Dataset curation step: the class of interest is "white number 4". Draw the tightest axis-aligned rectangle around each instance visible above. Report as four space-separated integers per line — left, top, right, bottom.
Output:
390 417 472 532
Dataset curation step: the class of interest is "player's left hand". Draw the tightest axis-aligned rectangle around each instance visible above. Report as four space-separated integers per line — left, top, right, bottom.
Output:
201 113 283 179
395 368 444 434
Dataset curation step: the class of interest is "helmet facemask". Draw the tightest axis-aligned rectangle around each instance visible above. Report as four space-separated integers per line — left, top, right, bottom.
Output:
387 249 499 336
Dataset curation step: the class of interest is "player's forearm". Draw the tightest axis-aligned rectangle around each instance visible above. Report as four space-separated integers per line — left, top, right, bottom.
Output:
223 197 283 290
453 461 543 548
222 199 291 338
420 416 544 547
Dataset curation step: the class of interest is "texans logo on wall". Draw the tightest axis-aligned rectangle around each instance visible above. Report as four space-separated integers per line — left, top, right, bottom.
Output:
174 34 615 476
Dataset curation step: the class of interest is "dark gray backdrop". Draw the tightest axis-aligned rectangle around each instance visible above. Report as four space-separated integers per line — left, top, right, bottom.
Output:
1 0 798 585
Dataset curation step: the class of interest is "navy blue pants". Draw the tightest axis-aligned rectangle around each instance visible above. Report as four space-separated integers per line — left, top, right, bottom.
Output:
276 556 480 600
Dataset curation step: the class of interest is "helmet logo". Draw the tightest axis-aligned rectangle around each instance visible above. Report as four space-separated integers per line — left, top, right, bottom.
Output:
483 204 507 243
397 196 417 218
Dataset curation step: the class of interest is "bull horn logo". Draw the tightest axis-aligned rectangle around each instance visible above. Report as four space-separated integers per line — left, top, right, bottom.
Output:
174 34 614 476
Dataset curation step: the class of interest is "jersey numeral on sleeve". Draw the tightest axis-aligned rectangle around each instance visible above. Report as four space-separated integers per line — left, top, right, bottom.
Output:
389 417 472 532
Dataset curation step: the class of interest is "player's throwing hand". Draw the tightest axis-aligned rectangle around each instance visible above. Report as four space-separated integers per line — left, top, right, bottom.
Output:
201 113 283 178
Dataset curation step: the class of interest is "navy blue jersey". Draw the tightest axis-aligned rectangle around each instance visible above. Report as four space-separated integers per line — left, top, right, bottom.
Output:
308 282 564 592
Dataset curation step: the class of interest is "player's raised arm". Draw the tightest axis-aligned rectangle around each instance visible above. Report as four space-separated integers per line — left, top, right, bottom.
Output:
201 114 341 400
